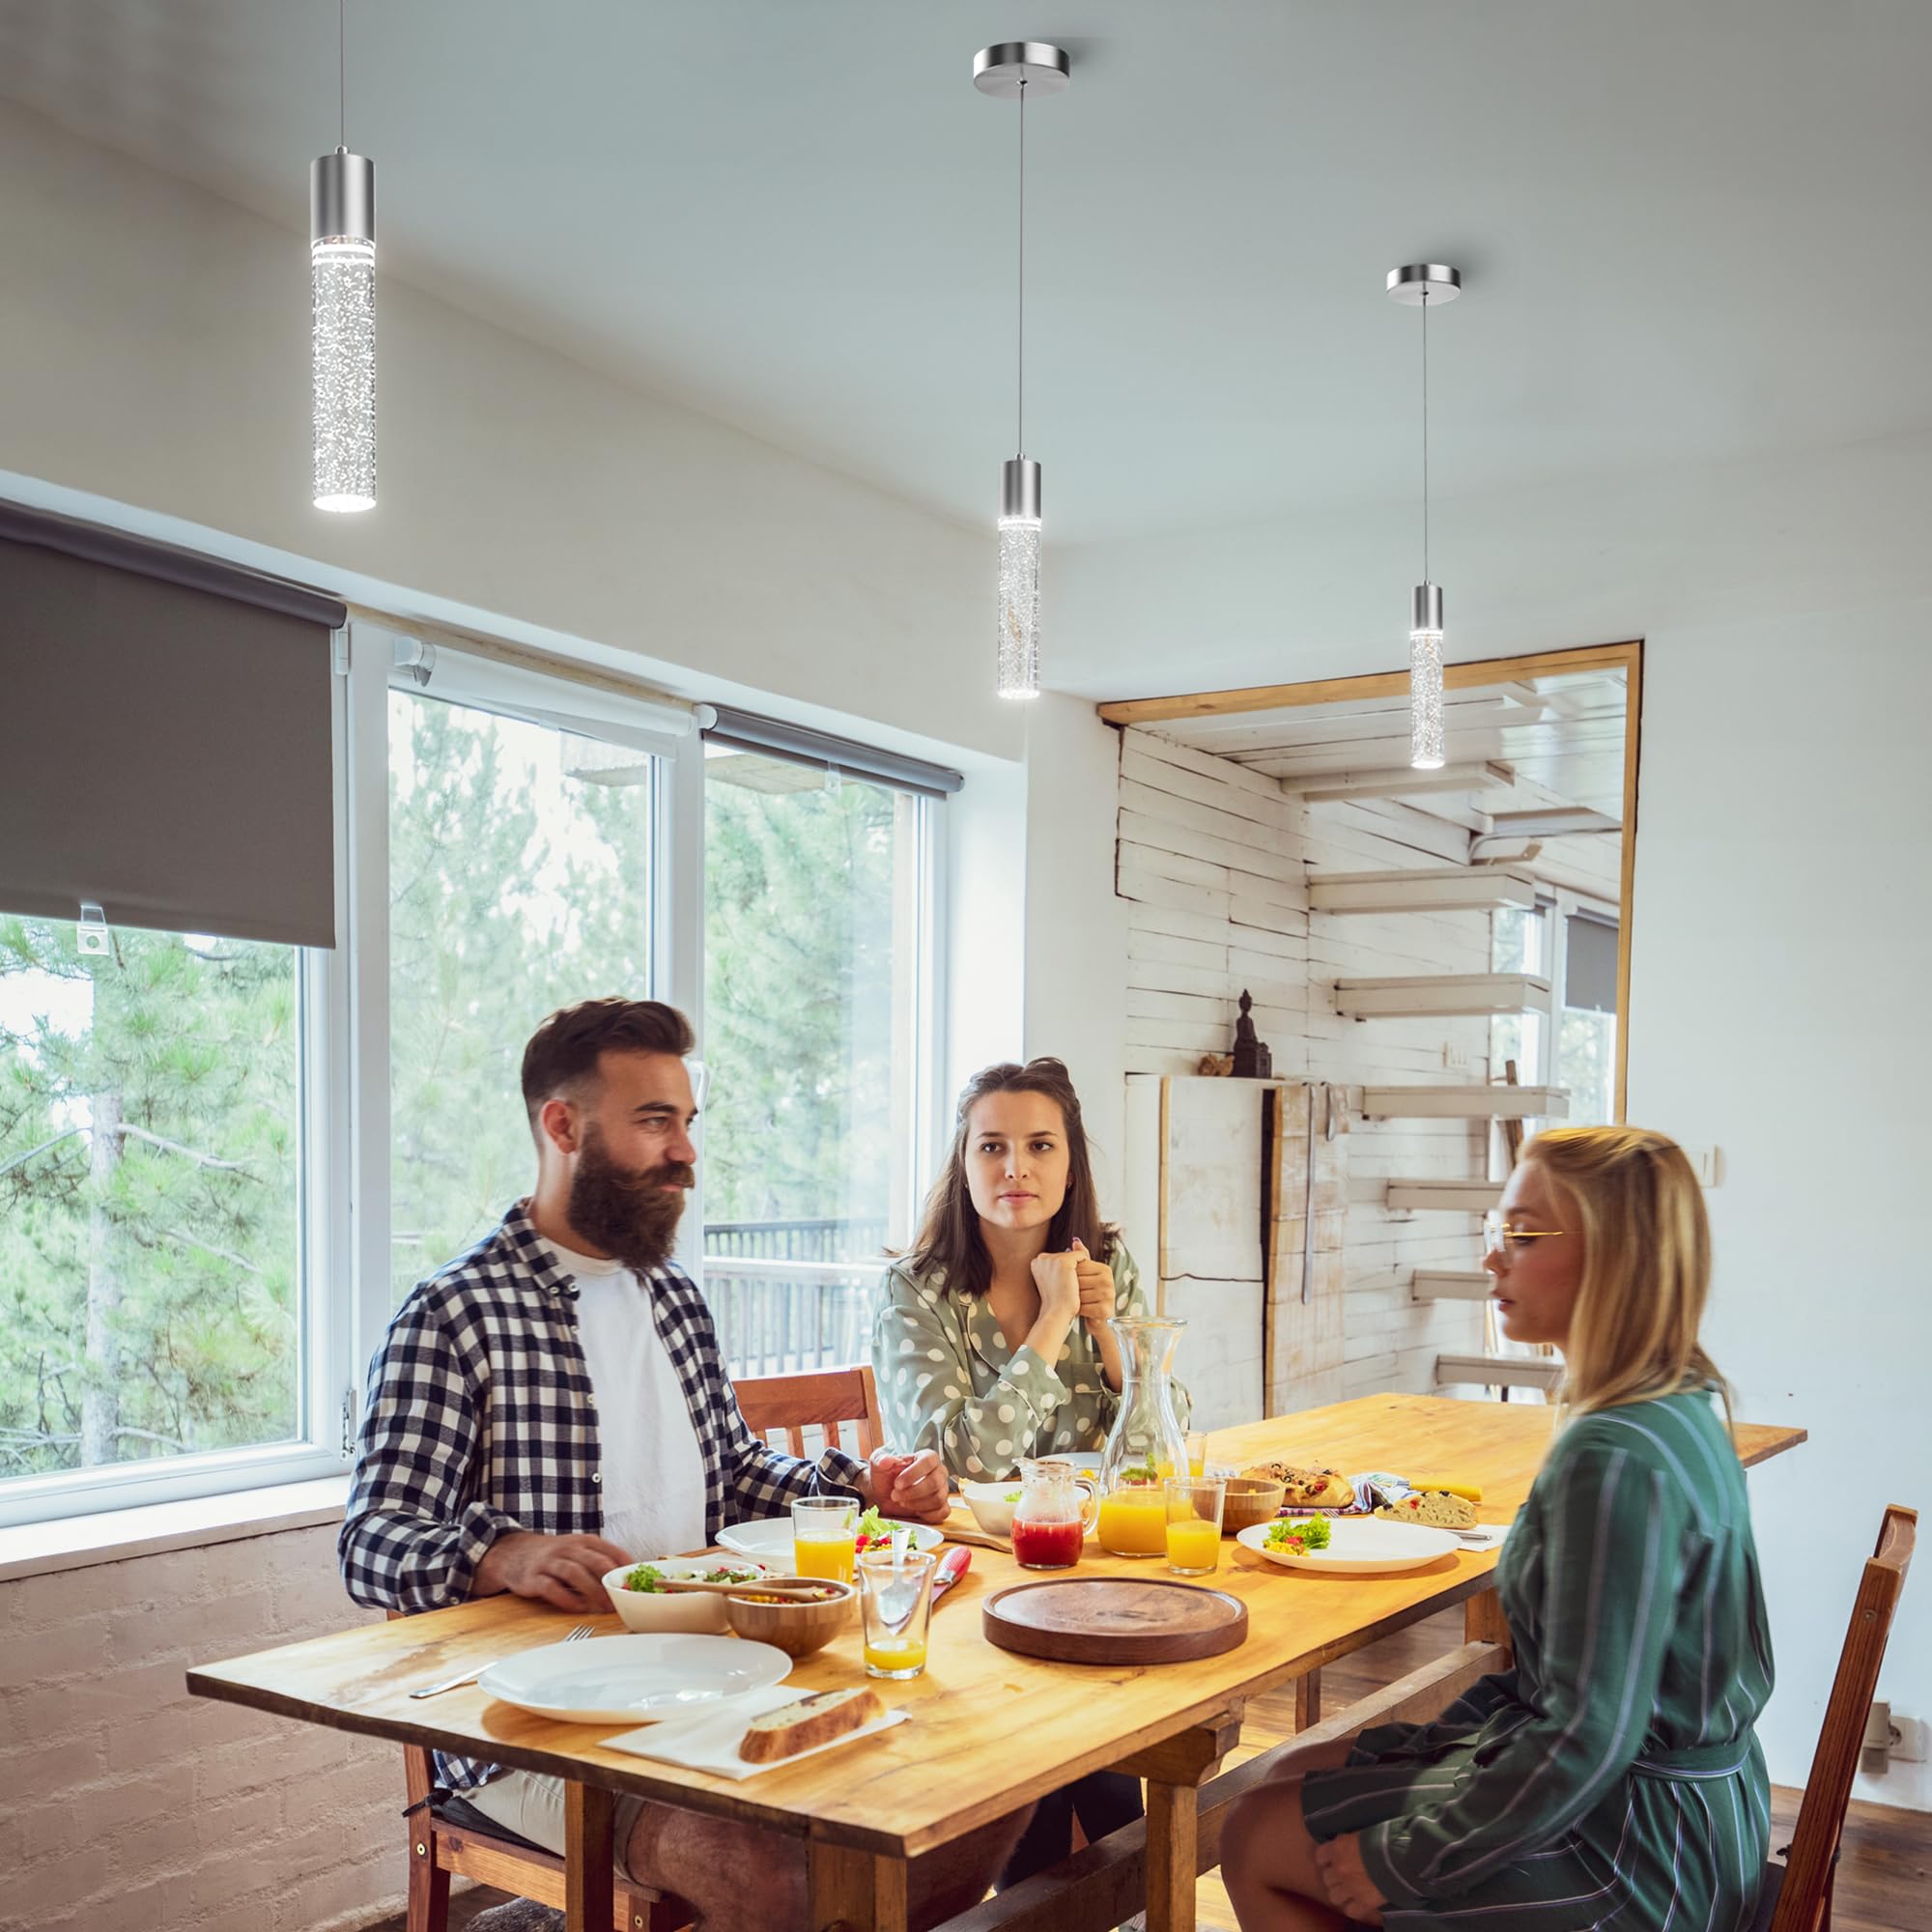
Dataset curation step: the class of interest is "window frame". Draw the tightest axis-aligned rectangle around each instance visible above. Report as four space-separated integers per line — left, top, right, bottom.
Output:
2 615 948 1528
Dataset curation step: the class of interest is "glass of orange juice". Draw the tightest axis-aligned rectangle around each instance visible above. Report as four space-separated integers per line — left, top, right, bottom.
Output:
791 1496 859 1584
1164 1476 1225 1576
859 1547 935 1679
1185 1432 1208 1478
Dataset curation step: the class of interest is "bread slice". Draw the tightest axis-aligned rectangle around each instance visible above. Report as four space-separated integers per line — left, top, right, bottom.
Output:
1375 1491 1477 1529
738 1687 885 1765
1244 1463 1355 1508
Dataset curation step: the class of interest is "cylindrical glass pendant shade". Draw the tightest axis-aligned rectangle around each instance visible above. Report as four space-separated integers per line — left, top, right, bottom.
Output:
998 457 1042 699
1408 582 1445 770
311 149 376 513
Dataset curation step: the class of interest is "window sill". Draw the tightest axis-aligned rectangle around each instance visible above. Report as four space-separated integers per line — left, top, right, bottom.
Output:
0 1474 351 1584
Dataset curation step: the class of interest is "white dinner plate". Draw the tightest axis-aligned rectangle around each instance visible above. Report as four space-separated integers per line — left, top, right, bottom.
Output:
715 1516 945 1563
1236 1518 1460 1576
476 1633 791 1724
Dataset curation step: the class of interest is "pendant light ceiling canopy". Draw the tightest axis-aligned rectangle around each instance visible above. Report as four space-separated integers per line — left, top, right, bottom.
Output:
1388 263 1462 769
976 41 1070 701
310 1 377 514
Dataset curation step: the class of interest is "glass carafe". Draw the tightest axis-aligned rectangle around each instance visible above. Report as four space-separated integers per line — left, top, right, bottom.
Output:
1096 1317 1189 1557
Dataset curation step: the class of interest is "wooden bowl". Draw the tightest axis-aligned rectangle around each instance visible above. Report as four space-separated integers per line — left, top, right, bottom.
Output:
723 1577 856 1657
1219 1476 1286 1535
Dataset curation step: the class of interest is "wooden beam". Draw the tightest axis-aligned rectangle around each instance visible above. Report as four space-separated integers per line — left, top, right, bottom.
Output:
1362 1084 1568 1121
1482 806 1620 838
1436 1352 1564 1391
564 1782 614 1932
1615 641 1644 1123
1095 642 1643 727
1411 1270 1492 1301
1307 866 1539 916
1385 1179 1503 1213
810 1838 910 1932
1113 1712 1244 1783
1334 973 1550 1019
1278 758 1513 802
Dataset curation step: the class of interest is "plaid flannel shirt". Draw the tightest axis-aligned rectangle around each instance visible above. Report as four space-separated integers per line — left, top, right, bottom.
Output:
338 1201 866 1790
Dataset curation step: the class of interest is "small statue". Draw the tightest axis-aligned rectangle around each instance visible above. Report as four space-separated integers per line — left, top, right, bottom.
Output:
1230 988 1272 1079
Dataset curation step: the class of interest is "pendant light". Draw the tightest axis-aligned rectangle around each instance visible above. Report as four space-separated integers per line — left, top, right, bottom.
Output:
975 43 1069 700
311 0 376 513
1387 264 1461 768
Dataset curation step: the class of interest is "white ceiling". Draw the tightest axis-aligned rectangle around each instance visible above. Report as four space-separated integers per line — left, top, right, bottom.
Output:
4 1 1929 556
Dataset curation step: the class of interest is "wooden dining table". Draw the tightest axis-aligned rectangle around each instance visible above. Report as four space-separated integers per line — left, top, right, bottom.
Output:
186 1392 1805 1932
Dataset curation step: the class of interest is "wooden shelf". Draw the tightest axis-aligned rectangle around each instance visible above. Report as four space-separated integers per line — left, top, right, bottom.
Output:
1306 866 1540 916
1435 1352 1563 1393
1411 1270 1492 1301
1334 973 1551 1019
1282 759 1514 803
1362 1085 1569 1121
1385 1179 1504 1214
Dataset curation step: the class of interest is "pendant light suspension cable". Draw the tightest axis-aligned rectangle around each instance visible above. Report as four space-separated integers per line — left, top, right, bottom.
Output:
1421 289 1429 583
1016 76 1025 455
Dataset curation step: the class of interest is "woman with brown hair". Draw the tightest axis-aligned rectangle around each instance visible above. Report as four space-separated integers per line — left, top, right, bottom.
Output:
872 1056 1185 1475
1222 1124 1774 1932
873 1058 1184 1911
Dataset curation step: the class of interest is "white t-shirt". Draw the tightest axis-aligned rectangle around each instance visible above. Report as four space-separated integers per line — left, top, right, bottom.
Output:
542 1238 708 1562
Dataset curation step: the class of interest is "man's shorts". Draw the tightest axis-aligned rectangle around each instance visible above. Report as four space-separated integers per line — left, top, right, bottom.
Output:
463 1771 651 1879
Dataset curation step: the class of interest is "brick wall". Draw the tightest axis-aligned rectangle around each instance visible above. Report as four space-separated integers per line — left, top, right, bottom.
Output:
0 1522 409 1932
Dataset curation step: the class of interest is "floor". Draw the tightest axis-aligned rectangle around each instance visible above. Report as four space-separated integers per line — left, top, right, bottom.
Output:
363 1611 1930 1931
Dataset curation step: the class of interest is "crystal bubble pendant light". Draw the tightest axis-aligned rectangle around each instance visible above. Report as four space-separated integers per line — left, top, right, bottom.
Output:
1387 265 1462 768
311 4 375 513
976 43 1069 699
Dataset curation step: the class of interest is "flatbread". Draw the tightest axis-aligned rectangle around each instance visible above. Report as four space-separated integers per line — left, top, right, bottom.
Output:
1242 1462 1355 1509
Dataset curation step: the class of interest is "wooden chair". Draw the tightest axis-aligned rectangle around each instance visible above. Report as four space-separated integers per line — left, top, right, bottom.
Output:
1757 1502 1917 1932
392 1365 882 1930
735 1361 885 1460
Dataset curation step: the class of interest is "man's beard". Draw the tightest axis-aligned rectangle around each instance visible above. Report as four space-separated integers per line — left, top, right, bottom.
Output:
567 1130 694 1274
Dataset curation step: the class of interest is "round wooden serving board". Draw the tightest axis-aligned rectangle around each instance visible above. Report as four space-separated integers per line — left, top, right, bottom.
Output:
981 1577 1249 1664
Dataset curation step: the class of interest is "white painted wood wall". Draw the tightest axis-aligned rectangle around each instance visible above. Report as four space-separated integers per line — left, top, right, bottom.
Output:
1116 726 1493 1412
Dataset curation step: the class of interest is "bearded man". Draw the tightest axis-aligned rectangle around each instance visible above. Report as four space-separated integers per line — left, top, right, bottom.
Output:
340 998 1015 1927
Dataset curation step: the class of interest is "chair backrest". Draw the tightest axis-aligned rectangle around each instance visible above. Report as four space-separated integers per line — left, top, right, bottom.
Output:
734 1362 884 1460
1772 1504 1917 1932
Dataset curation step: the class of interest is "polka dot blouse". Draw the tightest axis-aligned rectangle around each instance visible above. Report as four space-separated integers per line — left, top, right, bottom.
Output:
869 1244 1190 1479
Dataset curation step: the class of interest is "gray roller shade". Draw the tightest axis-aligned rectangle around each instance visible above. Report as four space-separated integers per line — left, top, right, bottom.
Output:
1566 911 1620 1014
704 705 963 798
0 510 344 948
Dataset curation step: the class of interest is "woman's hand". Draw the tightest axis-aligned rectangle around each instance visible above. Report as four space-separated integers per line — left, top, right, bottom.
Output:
1030 1248 1082 1326
1071 1237 1116 1324
1314 1833 1387 1925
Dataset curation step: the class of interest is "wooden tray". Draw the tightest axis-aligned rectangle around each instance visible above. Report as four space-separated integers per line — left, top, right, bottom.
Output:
981 1577 1249 1664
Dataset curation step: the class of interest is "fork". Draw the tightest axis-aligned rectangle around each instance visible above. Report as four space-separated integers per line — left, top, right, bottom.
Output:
409 1620 596 1699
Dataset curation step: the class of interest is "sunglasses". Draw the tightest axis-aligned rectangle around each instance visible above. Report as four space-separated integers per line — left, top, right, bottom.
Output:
1483 1208 1565 1256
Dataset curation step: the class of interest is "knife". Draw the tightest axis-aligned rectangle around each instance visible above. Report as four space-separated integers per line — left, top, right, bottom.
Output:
930 1546 972 1608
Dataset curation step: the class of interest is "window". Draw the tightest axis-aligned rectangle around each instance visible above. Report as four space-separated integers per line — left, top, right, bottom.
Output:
388 689 658 1303
0 920 308 1495
1491 898 1618 1127
701 749 933 1375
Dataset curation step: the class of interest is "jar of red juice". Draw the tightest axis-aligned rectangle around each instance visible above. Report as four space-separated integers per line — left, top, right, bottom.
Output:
1011 1515 1086 1569
1009 1459 1099 1571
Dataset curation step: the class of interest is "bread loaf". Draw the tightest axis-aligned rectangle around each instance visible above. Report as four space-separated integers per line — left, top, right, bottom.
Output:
737 1687 885 1764
1375 1491 1477 1529
1243 1463 1355 1509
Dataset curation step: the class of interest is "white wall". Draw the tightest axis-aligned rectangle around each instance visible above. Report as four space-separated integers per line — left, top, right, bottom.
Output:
1628 600 1932 1808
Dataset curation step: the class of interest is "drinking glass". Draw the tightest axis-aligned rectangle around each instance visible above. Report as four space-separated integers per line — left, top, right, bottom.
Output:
858 1547 936 1679
791 1496 859 1585
1164 1475 1226 1577
1185 1431 1208 1477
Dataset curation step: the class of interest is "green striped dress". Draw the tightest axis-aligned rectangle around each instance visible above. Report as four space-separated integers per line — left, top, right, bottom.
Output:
1299 1388 1774 1930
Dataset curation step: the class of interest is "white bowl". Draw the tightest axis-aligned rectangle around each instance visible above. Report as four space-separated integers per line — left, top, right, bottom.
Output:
958 1479 1026 1539
603 1555 773 1634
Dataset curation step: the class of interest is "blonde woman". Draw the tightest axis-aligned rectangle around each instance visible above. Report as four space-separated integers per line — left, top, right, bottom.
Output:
1223 1127 1773 1932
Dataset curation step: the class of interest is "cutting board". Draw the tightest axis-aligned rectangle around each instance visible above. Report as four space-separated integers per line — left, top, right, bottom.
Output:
981 1577 1249 1664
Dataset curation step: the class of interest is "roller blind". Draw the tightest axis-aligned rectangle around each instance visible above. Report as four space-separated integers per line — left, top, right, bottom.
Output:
1565 910 1620 1014
0 508 345 948
703 705 963 798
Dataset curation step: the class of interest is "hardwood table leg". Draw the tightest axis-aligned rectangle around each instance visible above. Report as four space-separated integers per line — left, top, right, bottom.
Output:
1145 1779 1199 1932
564 1780 615 1932
809 1838 910 1932
1293 1667 1322 1732
1464 1584 1513 1665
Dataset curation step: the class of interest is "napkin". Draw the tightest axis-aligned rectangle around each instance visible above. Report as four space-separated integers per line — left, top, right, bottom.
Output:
605 1685 909 1780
